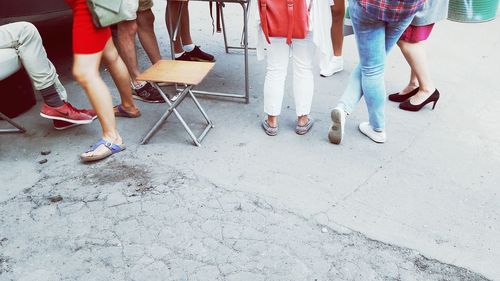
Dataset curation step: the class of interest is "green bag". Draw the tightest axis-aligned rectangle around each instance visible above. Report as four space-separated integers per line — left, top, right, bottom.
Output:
86 0 134 28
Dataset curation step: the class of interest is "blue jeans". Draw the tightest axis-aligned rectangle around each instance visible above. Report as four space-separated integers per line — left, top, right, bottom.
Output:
338 0 414 131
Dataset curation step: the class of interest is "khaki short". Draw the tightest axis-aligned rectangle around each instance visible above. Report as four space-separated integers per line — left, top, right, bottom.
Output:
138 0 154 12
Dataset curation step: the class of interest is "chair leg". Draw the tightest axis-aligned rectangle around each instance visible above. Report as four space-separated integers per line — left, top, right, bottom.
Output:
0 112 26 134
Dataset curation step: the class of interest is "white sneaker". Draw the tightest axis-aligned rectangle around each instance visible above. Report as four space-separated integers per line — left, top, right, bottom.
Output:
320 56 344 77
328 107 346 144
358 122 386 143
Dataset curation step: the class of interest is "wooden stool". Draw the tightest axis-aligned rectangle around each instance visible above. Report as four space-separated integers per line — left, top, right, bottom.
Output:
137 60 215 146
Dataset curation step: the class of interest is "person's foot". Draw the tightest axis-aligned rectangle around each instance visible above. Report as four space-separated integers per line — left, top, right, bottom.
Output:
53 120 81 130
262 119 278 136
132 82 166 103
187 46 216 62
175 52 193 61
320 56 343 77
114 104 141 118
408 88 436 105
358 122 386 143
80 137 125 162
328 107 345 144
295 116 314 135
40 102 93 124
64 101 97 120
399 84 419 96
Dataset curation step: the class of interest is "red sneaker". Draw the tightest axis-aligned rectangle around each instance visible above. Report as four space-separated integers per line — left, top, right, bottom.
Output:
40 102 93 124
53 120 81 130
64 102 97 120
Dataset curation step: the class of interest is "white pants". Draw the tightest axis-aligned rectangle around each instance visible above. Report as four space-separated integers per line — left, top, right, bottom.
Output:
0 22 67 99
264 33 315 116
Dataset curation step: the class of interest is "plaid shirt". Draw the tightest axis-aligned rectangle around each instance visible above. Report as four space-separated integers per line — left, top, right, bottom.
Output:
357 0 426 22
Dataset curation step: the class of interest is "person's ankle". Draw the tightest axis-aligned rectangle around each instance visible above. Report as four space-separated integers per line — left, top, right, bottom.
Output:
267 115 278 127
418 86 436 95
102 132 122 145
297 115 309 126
120 103 138 111
131 80 146 90
183 43 195 52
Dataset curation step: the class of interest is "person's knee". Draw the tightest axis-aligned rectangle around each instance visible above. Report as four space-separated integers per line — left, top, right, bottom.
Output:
104 47 121 66
361 63 385 78
332 10 344 24
17 22 40 43
137 9 155 27
73 65 98 85
118 20 138 38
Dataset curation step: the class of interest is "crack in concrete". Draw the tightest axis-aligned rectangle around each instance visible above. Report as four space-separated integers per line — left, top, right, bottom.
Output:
0 159 491 281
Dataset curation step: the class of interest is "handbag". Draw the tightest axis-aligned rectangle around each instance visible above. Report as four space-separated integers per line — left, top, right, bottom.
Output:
258 0 311 45
86 0 135 28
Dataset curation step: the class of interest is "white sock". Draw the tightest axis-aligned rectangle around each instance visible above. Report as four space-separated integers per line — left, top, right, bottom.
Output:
131 81 146 89
183 44 195 52
174 52 185 59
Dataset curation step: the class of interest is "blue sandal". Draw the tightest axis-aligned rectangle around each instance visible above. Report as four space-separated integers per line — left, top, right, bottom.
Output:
80 139 126 162
114 104 141 118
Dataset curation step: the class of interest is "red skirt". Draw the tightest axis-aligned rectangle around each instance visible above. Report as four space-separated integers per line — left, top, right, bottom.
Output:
67 0 111 54
399 24 435 43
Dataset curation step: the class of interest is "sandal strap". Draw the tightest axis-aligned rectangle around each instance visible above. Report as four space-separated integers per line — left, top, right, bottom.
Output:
86 139 124 153
117 105 131 117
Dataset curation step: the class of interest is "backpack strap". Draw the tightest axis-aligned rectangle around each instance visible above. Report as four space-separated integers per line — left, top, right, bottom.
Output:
259 0 271 44
286 0 294 45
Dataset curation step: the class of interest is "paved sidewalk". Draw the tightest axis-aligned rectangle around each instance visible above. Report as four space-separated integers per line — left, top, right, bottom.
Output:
1 2 499 280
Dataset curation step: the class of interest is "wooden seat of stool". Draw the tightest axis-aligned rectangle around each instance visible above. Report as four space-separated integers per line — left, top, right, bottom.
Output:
137 60 214 86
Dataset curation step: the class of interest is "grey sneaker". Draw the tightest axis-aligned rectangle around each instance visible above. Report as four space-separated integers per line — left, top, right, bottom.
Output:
328 107 345 144
262 120 278 136
133 82 165 103
295 117 314 135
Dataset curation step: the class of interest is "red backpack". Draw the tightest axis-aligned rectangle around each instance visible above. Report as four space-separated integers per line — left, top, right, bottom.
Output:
258 0 311 45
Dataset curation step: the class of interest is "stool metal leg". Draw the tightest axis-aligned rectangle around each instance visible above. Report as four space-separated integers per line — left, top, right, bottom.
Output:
0 112 26 134
140 83 214 146
140 86 190 145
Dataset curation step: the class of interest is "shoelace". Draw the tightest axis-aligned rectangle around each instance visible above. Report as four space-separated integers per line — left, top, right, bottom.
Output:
65 102 94 116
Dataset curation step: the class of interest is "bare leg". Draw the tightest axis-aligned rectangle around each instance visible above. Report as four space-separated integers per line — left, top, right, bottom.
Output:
166 1 186 53
331 1 345 57
137 9 161 64
116 20 142 84
72 48 122 157
398 40 436 104
179 4 193 47
101 39 140 114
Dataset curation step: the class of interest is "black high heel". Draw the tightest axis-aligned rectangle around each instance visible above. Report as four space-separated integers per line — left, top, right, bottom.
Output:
388 87 420 102
399 89 440 112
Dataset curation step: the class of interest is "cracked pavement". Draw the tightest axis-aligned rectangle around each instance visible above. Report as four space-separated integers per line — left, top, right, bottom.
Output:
0 159 491 281
1 1 500 280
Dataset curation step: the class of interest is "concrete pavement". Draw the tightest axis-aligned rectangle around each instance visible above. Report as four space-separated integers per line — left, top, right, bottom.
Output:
1 2 499 280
